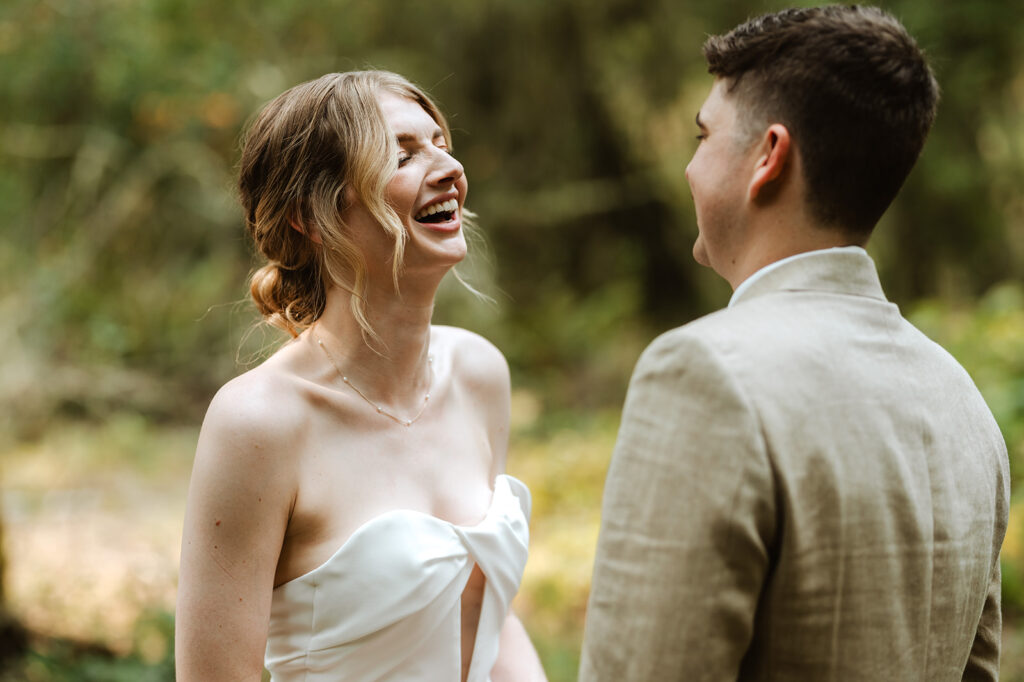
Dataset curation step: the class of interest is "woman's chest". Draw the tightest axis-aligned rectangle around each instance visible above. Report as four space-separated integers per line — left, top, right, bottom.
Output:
275 416 497 585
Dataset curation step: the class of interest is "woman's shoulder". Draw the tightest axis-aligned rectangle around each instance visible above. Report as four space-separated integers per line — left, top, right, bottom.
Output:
431 325 509 390
431 326 511 471
199 347 312 461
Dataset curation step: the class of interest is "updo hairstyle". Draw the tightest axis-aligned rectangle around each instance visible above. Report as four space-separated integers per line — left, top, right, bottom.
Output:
238 70 456 339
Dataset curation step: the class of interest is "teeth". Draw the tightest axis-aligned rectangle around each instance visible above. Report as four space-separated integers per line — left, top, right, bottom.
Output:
415 198 458 220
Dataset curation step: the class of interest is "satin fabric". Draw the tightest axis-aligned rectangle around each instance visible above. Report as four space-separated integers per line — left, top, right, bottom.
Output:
265 474 531 681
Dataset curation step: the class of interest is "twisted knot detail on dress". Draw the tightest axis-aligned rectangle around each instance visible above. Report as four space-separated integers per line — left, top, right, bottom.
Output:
265 475 531 681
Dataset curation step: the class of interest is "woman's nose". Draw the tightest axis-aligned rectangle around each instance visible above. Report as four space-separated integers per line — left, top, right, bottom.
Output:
428 148 464 186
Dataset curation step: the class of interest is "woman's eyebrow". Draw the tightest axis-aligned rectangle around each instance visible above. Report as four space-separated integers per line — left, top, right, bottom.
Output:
395 127 444 143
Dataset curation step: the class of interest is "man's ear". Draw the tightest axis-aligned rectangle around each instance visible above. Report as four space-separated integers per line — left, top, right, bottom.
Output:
748 123 791 201
289 217 323 245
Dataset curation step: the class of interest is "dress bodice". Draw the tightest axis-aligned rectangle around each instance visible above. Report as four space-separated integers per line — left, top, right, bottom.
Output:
265 474 531 681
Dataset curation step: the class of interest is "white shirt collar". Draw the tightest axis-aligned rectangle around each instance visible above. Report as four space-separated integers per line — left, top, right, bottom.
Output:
728 245 869 308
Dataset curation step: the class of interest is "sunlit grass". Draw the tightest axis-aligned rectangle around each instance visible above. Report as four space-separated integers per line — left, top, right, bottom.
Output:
2 414 195 656
507 402 620 681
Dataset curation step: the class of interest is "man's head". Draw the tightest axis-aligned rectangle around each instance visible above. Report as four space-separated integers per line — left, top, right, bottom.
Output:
692 3 937 284
700 5 939 237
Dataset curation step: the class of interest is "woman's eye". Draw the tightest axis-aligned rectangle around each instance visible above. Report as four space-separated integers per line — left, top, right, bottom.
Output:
695 133 707 141
398 155 412 167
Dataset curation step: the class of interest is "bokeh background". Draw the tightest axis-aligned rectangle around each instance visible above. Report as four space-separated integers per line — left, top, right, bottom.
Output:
1 0 1023 679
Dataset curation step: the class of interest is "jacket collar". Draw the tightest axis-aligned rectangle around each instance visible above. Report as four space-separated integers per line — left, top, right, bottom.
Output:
729 246 888 307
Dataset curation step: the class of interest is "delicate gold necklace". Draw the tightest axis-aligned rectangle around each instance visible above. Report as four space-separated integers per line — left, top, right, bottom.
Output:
315 334 433 427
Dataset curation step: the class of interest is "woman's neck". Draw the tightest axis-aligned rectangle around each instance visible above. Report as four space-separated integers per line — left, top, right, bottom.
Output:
311 279 436 410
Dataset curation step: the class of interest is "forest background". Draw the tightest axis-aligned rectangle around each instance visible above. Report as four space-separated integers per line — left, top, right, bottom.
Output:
1 0 1022 679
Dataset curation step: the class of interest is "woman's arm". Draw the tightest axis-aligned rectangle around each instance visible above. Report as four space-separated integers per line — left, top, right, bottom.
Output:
175 378 296 681
491 611 548 682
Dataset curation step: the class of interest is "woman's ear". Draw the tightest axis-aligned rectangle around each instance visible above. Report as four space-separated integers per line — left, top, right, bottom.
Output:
289 217 323 245
748 123 791 201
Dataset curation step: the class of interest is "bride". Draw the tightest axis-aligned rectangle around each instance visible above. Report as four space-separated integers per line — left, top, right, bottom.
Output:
175 70 547 682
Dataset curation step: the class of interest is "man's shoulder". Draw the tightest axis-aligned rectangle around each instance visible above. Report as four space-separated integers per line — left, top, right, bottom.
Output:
630 310 763 397
639 290 936 387
644 291 993 411
641 298 796 367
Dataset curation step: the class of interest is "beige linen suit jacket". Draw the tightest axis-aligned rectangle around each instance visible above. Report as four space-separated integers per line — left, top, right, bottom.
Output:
579 249 1009 681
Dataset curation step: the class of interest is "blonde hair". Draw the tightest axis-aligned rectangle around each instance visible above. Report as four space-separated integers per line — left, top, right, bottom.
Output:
239 70 467 340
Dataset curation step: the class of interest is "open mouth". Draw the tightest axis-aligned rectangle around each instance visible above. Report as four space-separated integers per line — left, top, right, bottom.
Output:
415 198 458 224
417 211 454 224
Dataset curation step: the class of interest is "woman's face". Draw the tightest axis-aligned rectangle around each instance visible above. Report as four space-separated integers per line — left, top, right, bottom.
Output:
344 91 469 279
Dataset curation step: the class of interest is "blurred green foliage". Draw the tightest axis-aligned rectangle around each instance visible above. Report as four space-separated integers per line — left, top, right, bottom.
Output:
0 610 174 682
2 0 1023 434
1 0 1023 678
909 283 1024 622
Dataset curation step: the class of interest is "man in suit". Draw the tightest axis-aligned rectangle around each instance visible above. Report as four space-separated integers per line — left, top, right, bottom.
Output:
579 6 1009 681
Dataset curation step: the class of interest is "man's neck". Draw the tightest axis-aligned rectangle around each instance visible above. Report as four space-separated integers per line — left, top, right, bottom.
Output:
728 244 869 307
726 220 863 290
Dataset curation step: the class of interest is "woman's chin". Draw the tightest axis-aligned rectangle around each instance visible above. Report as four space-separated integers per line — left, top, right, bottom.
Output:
403 239 467 272
432 245 468 268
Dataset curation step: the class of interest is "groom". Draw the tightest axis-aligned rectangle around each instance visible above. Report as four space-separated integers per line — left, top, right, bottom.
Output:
580 6 1009 681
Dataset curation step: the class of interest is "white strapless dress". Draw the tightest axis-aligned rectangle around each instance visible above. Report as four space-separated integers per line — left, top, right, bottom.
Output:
265 474 531 681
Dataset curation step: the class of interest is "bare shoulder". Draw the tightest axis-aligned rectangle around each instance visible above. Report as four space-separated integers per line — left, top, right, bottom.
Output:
194 358 308 489
431 325 510 395
177 354 306 675
432 326 511 473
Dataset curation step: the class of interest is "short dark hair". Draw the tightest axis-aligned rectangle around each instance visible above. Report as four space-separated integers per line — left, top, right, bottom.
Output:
703 5 939 234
